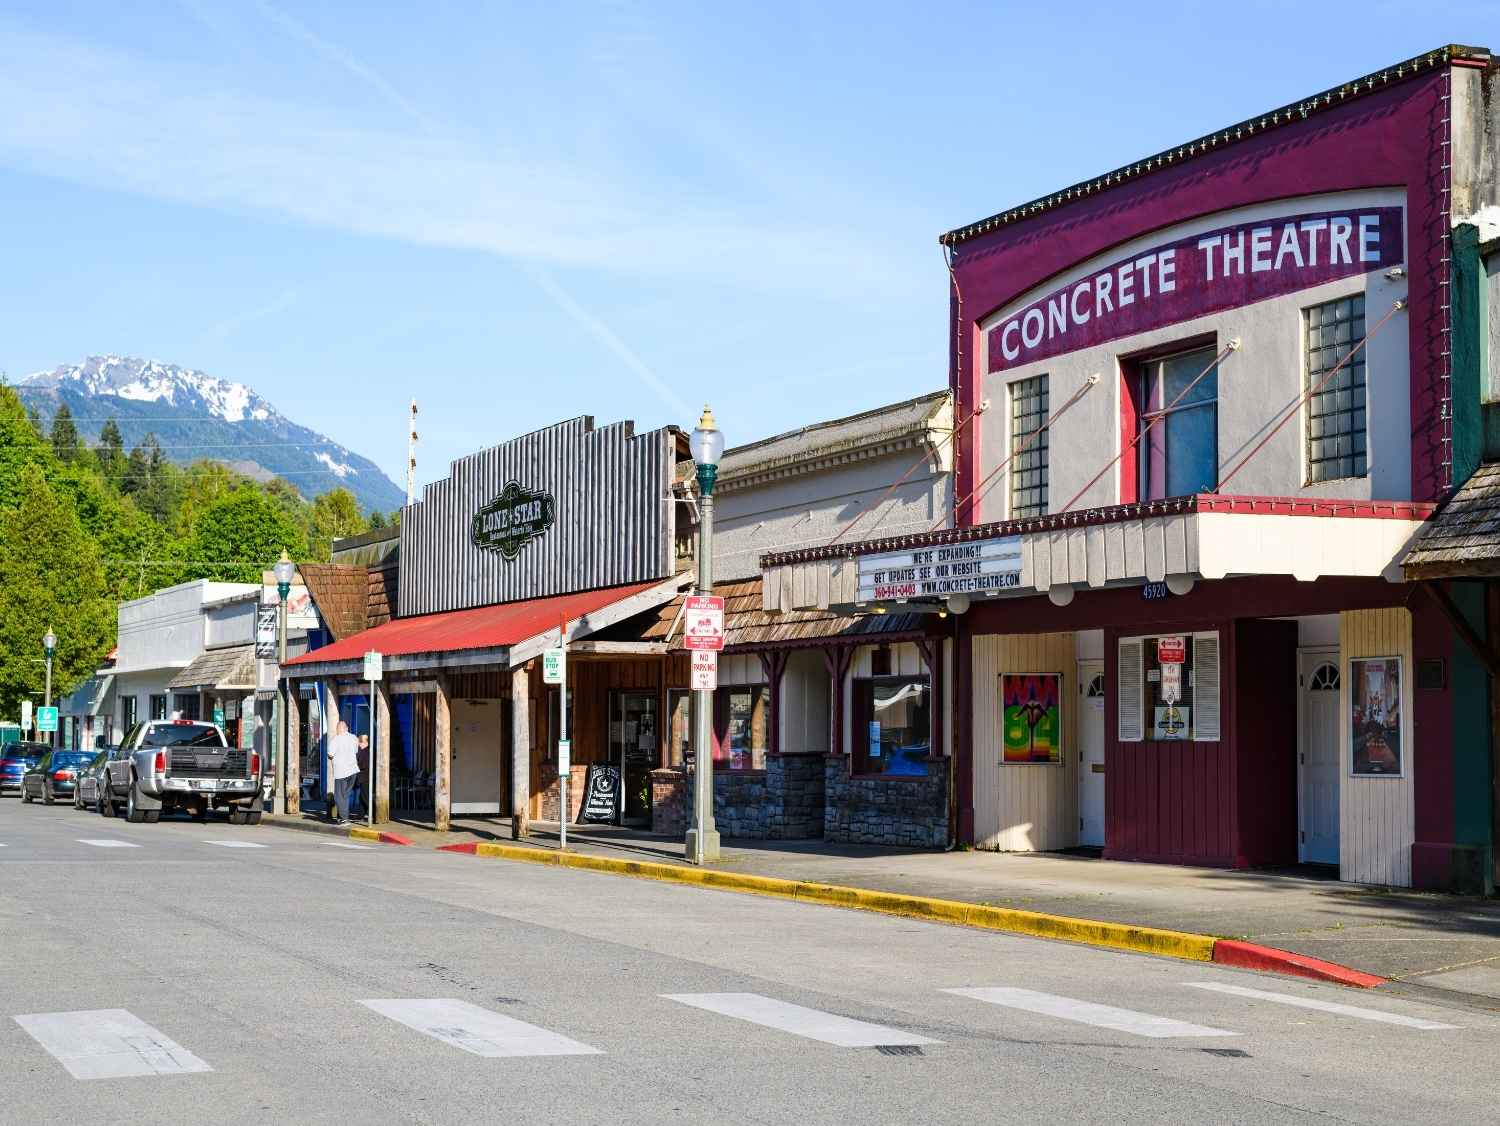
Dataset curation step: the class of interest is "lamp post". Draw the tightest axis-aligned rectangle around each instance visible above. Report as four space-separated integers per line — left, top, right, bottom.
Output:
684 406 723 865
42 628 56 748
273 551 295 815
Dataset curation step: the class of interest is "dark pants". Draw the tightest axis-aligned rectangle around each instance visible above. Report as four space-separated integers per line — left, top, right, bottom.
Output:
334 774 357 821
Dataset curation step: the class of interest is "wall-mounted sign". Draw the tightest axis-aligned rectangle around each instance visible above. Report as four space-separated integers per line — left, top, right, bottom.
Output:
1153 705 1190 740
255 605 278 660
683 595 725 651
260 581 320 630
471 480 556 560
1350 656 1402 776
1141 582 1173 601
858 536 1022 602
1160 662 1182 704
1002 673 1062 765
1157 636 1187 665
987 205 1404 373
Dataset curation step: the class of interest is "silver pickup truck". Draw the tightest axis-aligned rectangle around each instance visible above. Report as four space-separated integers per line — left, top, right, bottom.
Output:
103 720 264 824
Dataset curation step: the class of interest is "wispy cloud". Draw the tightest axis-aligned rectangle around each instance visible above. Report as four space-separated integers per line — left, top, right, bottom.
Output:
200 287 301 346
0 22 914 301
524 265 690 419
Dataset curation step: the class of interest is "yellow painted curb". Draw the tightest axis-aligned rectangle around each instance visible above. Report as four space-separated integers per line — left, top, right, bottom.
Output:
348 827 381 843
457 841 1216 963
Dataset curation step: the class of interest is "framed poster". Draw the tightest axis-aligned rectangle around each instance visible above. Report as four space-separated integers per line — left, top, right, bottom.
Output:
1350 656 1402 776
1002 673 1062 765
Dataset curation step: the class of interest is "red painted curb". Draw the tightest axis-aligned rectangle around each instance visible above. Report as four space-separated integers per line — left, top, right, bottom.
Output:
376 832 415 846
1212 939 1386 988
437 842 480 854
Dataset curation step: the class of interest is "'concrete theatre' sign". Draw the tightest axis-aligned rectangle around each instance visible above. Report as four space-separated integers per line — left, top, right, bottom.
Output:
471 481 556 560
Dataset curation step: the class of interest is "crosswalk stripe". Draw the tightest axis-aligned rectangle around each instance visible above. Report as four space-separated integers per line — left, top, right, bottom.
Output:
662 992 939 1047
203 840 267 849
1184 982 1459 1029
359 999 602 1057
76 839 139 849
14 1010 212 1080
942 987 1237 1039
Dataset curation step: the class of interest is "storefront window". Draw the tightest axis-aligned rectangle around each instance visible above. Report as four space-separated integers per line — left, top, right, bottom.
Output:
172 693 201 721
667 689 692 767
149 694 167 720
120 695 138 731
853 676 931 776
716 685 767 770
1118 633 1220 742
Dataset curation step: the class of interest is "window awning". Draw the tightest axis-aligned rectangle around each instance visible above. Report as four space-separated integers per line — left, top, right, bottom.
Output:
1402 462 1500 580
168 645 258 693
283 577 687 678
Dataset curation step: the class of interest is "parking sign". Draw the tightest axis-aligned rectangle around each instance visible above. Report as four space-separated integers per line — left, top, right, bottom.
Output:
683 595 725 651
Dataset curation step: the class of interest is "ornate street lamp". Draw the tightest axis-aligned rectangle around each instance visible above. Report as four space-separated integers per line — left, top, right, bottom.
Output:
272 551 295 814
42 627 56 748
685 407 723 865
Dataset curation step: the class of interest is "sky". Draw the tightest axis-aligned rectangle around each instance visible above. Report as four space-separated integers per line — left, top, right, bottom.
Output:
0 2 1492 493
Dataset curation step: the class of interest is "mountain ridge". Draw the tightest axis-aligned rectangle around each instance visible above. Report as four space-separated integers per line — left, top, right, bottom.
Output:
17 355 405 514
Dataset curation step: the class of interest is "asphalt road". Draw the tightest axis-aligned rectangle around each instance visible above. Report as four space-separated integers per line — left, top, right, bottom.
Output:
1 798 1494 1126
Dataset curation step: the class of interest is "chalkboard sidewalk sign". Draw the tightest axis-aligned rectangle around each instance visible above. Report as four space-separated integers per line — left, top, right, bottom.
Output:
578 764 621 825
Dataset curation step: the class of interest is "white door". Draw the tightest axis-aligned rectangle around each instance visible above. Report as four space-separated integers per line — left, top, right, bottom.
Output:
451 699 504 815
1077 661 1106 847
1298 651 1341 865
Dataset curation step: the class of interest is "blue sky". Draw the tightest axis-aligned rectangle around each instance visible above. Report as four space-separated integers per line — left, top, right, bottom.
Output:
0 2 1490 492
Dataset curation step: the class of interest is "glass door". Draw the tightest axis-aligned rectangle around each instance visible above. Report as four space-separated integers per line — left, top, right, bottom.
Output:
611 690 660 825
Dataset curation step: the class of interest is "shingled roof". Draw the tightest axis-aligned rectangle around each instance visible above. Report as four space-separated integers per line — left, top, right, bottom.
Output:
299 564 371 640
639 577 931 650
1402 462 1500 579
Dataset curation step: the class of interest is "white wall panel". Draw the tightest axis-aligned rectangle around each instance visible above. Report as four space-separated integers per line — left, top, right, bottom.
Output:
972 632 1078 852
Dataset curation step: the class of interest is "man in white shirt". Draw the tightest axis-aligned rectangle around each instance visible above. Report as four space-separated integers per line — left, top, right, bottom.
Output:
327 721 360 825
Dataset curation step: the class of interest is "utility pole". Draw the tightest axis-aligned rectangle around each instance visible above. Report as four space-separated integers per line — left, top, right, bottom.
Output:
407 400 419 507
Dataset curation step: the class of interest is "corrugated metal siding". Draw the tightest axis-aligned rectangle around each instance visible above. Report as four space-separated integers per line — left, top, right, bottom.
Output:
972 633 1078 852
1339 607 1415 887
400 418 674 616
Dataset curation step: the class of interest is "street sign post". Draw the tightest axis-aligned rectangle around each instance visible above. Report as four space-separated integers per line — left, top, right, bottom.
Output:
36 707 58 734
557 739 571 777
554 623 569 852
683 595 725 651
690 650 718 692
20 700 32 734
363 651 382 827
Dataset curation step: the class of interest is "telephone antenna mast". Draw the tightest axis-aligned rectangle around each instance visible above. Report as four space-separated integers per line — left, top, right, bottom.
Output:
406 399 419 506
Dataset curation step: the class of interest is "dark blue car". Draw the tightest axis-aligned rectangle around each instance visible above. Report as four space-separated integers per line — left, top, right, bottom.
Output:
1 742 47 796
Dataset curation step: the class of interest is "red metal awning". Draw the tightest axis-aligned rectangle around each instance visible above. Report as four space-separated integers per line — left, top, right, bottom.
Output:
284 579 667 669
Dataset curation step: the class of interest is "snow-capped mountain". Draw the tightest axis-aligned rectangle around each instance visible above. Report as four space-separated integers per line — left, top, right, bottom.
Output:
18 356 405 514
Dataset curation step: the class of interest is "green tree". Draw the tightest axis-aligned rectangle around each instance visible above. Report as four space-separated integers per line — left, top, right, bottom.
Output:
181 486 307 584
0 465 116 718
49 404 80 462
307 487 367 560
367 510 388 530
97 420 126 483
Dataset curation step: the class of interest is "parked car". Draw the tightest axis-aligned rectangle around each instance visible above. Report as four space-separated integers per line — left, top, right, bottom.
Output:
73 747 119 812
0 742 46 796
19 750 95 805
103 720 263 824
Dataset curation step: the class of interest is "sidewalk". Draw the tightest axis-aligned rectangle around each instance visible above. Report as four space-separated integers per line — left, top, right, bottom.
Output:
265 810 1500 1001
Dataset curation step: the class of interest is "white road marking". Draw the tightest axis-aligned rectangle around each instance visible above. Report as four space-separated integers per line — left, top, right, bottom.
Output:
76 839 139 848
943 987 1237 1039
14 1010 212 1080
662 992 939 1047
324 842 374 850
203 840 267 849
360 999 602 1057
1185 982 1459 1029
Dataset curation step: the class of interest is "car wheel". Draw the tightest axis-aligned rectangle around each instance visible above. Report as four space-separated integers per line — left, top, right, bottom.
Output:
245 810 262 826
144 809 160 824
125 780 145 824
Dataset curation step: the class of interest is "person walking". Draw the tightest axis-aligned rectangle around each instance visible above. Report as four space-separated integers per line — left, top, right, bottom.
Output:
327 721 360 825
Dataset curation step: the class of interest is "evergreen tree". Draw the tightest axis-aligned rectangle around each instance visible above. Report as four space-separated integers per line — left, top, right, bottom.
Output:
0 465 115 718
367 510 388 530
49 404 81 462
122 444 150 498
136 436 173 523
181 486 307 584
97 420 126 483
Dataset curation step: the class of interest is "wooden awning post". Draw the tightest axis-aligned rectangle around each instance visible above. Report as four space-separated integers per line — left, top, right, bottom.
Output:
375 680 392 824
434 674 452 833
511 664 531 839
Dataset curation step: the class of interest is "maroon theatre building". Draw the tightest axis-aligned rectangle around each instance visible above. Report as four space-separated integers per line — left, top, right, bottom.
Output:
762 46 1500 891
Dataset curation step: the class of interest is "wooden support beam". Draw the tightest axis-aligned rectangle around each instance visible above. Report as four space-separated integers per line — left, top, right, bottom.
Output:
285 685 302 815
434 674 452 833
511 664 531 839
319 679 340 809
822 646 853 756
758 650 788 756
1425 581 1500 677
375 680 392 824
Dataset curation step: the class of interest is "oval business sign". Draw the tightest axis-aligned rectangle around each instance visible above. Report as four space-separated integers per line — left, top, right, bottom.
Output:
471 481 556 560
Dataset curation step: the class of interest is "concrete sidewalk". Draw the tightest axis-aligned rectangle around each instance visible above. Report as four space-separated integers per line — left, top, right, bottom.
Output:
265 810 1500 1000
